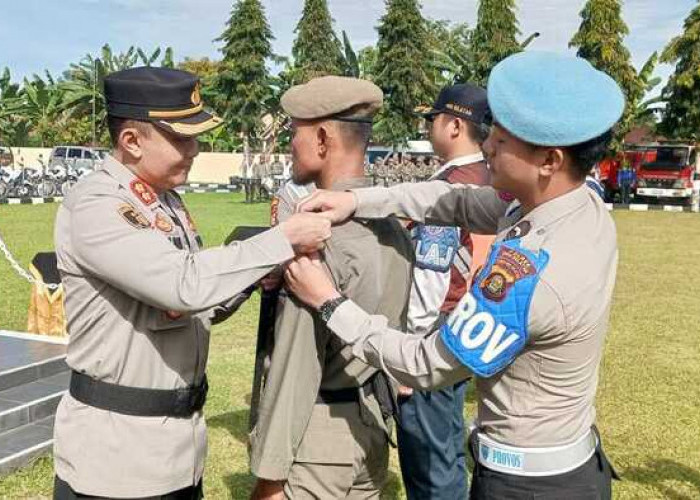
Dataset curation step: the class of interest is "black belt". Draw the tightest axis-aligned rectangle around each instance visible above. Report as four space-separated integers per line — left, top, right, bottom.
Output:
69 370 208 418
316 387 360 404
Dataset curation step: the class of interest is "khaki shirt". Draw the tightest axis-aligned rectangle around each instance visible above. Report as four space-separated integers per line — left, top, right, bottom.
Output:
53 156 294 497
327 182 617 448
250 178 413 480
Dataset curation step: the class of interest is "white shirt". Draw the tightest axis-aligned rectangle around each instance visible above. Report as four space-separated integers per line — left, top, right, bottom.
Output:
407 153 484 334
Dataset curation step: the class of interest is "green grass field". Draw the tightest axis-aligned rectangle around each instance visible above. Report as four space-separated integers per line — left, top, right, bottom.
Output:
1 193 699 499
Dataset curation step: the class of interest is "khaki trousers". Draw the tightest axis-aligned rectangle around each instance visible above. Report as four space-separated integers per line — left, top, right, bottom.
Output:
284 402 389 499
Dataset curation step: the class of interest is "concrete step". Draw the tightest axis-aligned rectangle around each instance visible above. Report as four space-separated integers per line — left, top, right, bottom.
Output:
0 334 67 392
0 372 69 434
0 416 54 477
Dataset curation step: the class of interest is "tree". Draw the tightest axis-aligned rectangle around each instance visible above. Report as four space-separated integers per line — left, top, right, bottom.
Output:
468 0 521 86
215 0 274 162
658 3 700 139
0 68 29 146
630 52 664 131
60 44 174 145
569 0 643 147
426 20 471 87
20 74 65 147
291 0 346 83
374 0 436 145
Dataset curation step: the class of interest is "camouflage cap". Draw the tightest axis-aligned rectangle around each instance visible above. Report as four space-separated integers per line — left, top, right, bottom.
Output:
281 76 383 123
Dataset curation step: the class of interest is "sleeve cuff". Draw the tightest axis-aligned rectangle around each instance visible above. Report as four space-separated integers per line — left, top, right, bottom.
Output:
326 300 368 344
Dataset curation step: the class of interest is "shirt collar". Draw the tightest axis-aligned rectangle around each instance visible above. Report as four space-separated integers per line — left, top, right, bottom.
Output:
330 176 373 191
518 183 590 231
102 154 161 209
431 152 484 179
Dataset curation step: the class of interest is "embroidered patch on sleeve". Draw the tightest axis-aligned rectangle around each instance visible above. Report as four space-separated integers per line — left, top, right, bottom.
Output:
130 179 157 206
154 213 173 233
480 246 536 302
118 203 151 229
439 240 549 377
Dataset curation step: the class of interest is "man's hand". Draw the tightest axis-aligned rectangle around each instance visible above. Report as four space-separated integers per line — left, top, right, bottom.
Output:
284 253 341 310
250 479 285 500
280 213 331 254
296 190 357 224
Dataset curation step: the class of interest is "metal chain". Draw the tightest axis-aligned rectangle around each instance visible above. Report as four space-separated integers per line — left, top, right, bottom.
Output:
0 227 61 291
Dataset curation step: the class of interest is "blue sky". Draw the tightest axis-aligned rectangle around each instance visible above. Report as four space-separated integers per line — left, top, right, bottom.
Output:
0 0 694 97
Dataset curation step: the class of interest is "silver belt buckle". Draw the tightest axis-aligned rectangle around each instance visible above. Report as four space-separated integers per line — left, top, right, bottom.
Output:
476 429 598 477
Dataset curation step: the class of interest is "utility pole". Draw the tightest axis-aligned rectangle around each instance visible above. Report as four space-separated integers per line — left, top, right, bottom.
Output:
92 59 98 146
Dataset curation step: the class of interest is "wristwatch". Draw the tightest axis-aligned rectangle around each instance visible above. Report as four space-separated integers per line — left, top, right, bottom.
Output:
318 296 348 323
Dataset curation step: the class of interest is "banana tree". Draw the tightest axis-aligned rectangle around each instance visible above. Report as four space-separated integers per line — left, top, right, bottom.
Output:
630 52 664 129
60 44 175 143
21 75 65 147
0 68 28 145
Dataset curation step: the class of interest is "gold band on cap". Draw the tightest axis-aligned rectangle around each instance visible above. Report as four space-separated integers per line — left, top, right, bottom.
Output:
158 116 223 136
148 103 203 119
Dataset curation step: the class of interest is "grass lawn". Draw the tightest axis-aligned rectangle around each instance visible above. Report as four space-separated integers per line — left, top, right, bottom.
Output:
1 193 699 499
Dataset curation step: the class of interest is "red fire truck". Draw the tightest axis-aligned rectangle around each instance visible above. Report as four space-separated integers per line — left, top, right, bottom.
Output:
635 142 698 206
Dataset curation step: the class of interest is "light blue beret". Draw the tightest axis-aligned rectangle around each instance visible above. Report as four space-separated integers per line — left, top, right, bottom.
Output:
487 51 625 146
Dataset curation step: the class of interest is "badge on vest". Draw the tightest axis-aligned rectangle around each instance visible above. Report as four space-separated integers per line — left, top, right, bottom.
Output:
413 224 459 272
440 239 549 377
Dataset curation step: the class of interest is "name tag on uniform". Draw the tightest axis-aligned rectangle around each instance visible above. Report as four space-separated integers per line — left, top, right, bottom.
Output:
480 443 524 472
440 240 549 377
413 224 459 272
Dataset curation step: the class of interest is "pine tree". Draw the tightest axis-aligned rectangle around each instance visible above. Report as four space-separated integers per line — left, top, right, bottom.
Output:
569 0 643 146
659 4 700 139
215 0 273 150
468 0 521 86
291 0 345 83
374 0 436 145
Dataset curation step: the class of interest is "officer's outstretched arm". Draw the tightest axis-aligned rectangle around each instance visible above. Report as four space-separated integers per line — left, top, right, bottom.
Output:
353 181 508 234
326 300 470 390
66 191 293 313
301 181 508 235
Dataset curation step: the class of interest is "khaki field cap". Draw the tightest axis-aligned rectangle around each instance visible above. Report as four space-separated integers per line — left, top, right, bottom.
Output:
281 76 383 123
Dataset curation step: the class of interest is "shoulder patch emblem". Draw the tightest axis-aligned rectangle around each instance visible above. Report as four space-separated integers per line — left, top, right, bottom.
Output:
480 246 536 302
130 179 157 206
118 203 150 229
154 213 173 233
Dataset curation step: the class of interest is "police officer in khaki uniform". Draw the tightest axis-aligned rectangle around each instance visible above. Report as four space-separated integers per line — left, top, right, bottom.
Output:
52 67 330 499
286 52 623 498
249 76 413 500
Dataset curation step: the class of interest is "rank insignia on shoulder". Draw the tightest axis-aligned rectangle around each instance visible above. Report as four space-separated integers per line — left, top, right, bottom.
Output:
184 210 198 232
118 203 151 229
479 245 536 302
270 196 280 226
130 179 157 206
154 213 173 233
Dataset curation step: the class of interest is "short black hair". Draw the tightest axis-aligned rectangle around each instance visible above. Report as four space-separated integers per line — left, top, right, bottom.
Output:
463 119 490 145
335 120 373 150
565 130 614 180
107 116 152 147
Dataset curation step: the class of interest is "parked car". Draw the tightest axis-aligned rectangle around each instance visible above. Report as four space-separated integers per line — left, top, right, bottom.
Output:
48 146 105 171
